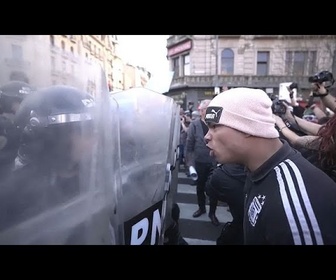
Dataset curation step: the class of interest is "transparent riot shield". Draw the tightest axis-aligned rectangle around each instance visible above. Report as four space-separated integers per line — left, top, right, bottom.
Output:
0 35 121 244
111 87 178 245
161 102 181 243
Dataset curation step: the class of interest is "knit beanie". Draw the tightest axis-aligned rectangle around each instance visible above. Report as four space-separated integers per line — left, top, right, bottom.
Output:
205 87 279 138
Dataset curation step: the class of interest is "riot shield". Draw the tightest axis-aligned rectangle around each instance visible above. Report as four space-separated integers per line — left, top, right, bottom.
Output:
161 101 181 243
0 35 121 244
111 87 179 245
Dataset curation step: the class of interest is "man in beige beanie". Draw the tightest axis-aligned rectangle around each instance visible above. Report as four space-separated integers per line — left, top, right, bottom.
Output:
204 87 336 245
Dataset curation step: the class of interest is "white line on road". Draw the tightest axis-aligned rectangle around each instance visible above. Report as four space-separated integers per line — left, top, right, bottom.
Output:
184 238 216 245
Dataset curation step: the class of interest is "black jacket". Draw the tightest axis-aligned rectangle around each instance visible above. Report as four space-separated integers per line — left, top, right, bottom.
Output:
206 162 246 222
244 140 336 245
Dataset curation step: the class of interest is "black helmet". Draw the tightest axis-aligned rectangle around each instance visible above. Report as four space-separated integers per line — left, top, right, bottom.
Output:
0 81 34 114
0 81 33 100
15 85 94 130
14 85 95 167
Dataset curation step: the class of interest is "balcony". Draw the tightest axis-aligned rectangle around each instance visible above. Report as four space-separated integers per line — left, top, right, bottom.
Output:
170 75 312 89
167 35 193 48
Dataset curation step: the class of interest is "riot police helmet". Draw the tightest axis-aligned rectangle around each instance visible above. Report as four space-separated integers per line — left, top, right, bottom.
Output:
0 81 34 114
14 85 95 168
0 81 33 100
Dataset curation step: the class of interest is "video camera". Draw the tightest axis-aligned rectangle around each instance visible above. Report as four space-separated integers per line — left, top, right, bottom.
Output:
271 97 287 116
308 70 335 88
288 82 298 90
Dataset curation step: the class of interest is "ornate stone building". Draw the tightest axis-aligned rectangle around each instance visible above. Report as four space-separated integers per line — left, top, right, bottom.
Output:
166 35 336 109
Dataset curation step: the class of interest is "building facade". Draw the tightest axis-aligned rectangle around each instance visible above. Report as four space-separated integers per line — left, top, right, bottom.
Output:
0 35 151 96
123 63 151 90
166 35 336 109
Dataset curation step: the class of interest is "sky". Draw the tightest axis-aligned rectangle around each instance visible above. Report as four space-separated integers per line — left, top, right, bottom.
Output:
117 35 170 77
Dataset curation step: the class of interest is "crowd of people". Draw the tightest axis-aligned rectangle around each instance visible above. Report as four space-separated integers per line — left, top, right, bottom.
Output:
180 79 336 245
2 69 336 244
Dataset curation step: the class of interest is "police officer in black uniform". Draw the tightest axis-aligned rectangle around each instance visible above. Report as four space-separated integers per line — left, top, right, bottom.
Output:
0 85 105 244
0 81 33 179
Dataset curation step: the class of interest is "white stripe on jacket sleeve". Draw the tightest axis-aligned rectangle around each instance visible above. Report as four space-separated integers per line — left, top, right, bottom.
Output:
274 160 323 245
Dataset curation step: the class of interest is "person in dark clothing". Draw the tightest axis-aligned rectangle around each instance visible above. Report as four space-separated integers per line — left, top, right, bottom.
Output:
205 163 246 245
204 87 336 245
178 108 191 168
0 81 34 179
186 99 219 226
0 116 21 179
164 203 189 245
0 85 98 244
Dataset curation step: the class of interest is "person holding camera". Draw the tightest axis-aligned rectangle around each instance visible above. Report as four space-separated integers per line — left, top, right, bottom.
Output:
310 72 336 113
286 82 305 118
204 87 336 245
274 72 336 182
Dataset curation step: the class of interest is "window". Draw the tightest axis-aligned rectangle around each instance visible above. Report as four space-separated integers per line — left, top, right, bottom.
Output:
183 54 190 76
61 41 65 51
70 46 74 54
50 35 55 46
285 51 317 76
308 51 317 75
221 48 234 75
293 52 305 76
173 57 179 77
285 51 292 75
11 44 23 60
257 51 269 75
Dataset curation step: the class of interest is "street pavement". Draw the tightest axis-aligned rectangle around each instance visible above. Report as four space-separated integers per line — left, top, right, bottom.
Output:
176 165 233 245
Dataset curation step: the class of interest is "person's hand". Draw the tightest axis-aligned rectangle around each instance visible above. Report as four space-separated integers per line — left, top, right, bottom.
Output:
311 82 328 95
184 115 191 123
286 86 294 99
279 102 296 124
273 114 286 128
